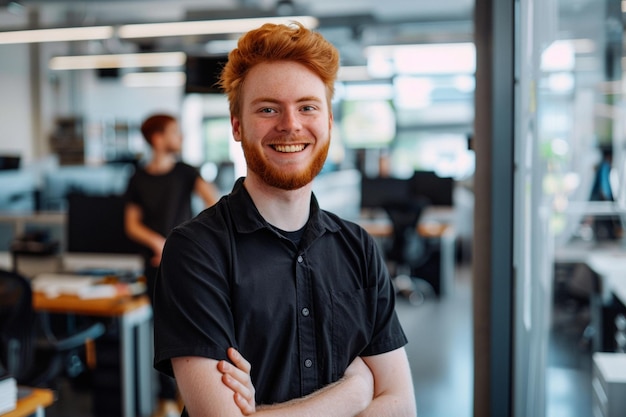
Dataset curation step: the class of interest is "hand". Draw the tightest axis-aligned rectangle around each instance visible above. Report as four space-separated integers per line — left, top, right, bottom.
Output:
150 253 162 267
149 237 166 266
217 347 256 415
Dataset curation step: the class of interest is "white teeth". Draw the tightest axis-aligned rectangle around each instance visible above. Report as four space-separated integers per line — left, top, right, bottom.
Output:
273 144 305 153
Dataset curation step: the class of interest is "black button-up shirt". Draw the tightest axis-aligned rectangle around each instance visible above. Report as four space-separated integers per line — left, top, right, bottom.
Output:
154 177 407 406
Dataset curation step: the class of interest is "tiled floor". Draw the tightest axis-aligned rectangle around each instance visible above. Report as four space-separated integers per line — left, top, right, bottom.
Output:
546 279 594 417
398 263 473 417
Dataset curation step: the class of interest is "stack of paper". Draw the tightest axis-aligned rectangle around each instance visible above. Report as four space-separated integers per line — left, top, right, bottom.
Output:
32 273 95 298
31 273 143 299
0 375 17 414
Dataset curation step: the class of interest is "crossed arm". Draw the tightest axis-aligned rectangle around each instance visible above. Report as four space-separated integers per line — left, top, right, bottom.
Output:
171 347 416 417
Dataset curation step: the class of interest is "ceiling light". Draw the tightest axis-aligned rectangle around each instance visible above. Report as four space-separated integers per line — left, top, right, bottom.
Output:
122 71 186 88
0 26 114 45
118 16 318 39
337 66 372 82
365 43 476 75
49 52 186 70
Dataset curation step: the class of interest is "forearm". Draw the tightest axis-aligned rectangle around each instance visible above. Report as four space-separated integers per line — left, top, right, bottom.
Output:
254 374 371 417
180 355 372 417
357 393 417 417
358 349 417 417
126 222 165 253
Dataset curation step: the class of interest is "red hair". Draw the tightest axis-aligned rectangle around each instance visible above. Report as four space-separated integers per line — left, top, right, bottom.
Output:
140 114 176 146
218 21 340 117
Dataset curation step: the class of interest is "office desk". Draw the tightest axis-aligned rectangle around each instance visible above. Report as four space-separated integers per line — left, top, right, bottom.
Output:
33 291 153 417
0 252 143 279
358 208 456 297
0 212 65 238
1 387 54 417
583 248 626 352
587 249 626 303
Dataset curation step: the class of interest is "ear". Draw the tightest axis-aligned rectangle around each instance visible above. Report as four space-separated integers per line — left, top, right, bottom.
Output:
231 115 242 142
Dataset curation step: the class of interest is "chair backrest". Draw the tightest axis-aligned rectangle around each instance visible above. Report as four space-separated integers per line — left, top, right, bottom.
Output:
0 269 36 381
383 198 430 267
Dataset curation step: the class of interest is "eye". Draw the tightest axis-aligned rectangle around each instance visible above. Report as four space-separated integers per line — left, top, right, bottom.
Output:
301 105 317 112
259 107 276 114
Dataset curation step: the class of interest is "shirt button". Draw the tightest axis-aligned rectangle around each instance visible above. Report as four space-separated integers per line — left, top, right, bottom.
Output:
297 255 303 263
304 359 313 368
301 307 310 317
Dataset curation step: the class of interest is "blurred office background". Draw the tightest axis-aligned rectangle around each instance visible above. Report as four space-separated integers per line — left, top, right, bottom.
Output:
1 0 626 417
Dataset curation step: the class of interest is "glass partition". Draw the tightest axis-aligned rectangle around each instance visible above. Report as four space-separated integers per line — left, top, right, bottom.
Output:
514 0 619 416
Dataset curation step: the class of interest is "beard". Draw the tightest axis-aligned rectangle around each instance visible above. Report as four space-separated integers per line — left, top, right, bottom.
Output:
241 132 330 191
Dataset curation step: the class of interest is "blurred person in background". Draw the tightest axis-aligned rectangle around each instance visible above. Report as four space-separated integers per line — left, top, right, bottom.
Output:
124 113 218 417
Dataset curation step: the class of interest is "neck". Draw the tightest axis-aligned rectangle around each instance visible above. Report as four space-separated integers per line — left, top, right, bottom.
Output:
146 152 177 174
243 174 312 231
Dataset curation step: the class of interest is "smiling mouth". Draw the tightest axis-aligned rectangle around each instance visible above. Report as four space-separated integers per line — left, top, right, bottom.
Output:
272 144 307 153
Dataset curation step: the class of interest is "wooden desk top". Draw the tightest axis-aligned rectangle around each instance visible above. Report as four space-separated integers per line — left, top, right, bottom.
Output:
359 218 453 238
33 292 150 317
1 387 54 417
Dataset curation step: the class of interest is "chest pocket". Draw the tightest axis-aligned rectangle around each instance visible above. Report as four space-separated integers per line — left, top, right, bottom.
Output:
330 286 376 380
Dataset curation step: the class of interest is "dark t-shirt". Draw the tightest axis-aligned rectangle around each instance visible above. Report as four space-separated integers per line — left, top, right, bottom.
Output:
124 161 199 247
154 178 408 407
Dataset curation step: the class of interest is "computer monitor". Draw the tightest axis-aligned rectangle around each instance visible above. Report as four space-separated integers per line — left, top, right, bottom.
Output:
410 171 454 206
185 55 228 94
360 176 413 209
0 155 20 171
66 193 142 254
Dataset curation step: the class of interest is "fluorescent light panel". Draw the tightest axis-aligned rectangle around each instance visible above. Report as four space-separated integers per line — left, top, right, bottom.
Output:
118 16 318 39
0 26 114 45
0 16 317 45
49 52 186 70
365 42 476 75
122 71 186 87
338 66 372 82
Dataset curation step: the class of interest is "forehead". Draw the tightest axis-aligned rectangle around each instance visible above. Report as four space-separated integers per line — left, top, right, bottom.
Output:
163 120 179 131
242 60 327 104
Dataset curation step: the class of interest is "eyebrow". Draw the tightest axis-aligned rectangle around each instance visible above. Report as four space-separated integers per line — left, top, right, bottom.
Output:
250 96 324 106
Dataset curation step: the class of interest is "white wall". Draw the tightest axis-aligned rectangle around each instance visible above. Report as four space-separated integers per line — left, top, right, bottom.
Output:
0 39 191 167
0 43 35 163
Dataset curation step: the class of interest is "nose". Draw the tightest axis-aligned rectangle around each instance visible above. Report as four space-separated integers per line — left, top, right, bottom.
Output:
277 108 302 133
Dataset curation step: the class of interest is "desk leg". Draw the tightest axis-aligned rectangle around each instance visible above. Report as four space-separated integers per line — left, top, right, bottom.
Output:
120 314 136 417
137 314 154 416
440 229 456 297
118 303 154 417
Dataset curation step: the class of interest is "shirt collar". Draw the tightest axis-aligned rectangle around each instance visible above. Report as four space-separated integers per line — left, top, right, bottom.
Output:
227 177 341 238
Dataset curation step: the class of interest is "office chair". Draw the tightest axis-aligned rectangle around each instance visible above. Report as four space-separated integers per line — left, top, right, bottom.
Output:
382 198 436 305
0 268 105 387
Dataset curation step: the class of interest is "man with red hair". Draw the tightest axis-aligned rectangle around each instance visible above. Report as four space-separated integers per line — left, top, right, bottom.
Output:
153 22 416 417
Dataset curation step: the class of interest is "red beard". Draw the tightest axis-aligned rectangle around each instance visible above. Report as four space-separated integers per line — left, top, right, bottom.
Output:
241 134 330 190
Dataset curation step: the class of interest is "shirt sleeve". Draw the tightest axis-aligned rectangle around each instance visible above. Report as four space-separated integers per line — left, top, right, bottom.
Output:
123 173 139 205
361 233 408 357
153 222 237 377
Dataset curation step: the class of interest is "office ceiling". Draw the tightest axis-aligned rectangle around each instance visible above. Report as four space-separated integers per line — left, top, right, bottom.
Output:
0 0 476 65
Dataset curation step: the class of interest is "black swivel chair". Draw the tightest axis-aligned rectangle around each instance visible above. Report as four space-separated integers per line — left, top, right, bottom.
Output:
0 268 105 387
382 197 436 305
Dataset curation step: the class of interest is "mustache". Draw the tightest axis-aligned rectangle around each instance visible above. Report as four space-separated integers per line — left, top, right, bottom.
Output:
264 136 313 145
